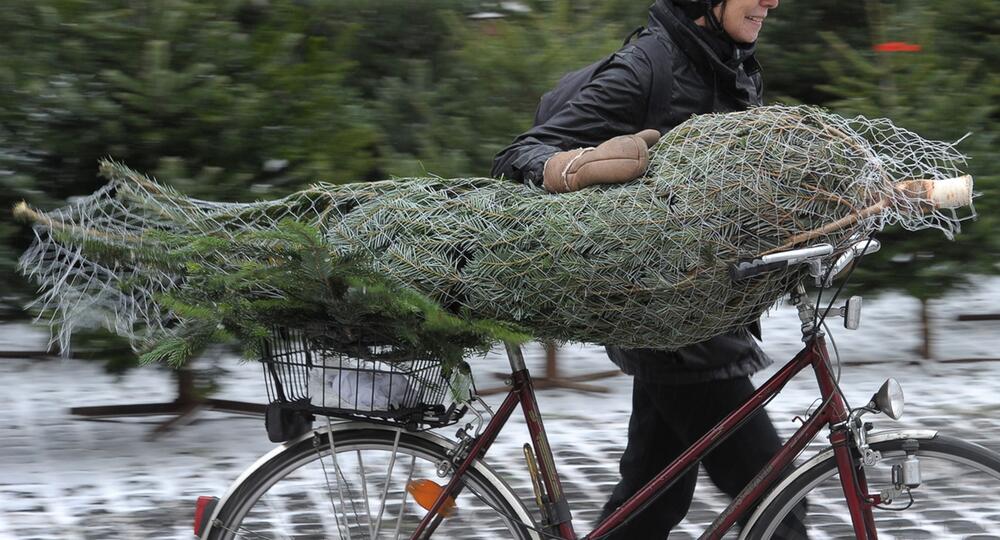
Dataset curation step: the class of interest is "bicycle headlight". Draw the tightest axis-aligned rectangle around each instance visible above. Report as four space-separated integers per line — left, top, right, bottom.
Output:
871 378 905 420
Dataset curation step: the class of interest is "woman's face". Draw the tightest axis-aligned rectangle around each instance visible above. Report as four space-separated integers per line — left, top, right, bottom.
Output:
714 0 780 44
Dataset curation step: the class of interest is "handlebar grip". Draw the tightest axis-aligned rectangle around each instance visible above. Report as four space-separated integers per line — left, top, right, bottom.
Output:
730 259 788 281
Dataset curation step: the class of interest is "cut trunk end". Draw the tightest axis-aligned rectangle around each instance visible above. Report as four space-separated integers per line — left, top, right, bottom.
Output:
895 175 974 209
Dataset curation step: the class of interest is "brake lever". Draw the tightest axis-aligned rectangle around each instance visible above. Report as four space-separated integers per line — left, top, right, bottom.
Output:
822 239 882 287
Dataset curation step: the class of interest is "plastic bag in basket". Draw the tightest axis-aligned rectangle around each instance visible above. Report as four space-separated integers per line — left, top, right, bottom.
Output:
310 364 414 411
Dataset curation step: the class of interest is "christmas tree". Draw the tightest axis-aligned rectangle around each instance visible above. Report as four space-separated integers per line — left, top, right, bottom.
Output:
17 107 972 373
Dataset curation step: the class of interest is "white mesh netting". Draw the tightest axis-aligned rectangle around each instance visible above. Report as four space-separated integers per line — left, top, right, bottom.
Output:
16 105 973 357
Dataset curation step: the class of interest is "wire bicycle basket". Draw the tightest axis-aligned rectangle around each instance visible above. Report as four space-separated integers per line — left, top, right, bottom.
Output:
258 326 468 437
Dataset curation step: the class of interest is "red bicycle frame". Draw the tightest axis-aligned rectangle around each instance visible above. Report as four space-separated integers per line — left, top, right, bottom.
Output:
413 335 879 539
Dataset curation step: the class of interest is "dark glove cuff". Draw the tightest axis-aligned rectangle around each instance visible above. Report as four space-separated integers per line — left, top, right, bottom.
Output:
525 150 559 188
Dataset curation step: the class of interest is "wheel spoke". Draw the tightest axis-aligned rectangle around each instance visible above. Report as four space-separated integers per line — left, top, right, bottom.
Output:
321 423 353 540
371 429 402 538
210 427 535 539
357 450 374 538
392 455 418 540
212 522 280 540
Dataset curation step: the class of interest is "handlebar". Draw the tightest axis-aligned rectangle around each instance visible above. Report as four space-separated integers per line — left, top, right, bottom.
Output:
730 244 833 281
731 239 880 286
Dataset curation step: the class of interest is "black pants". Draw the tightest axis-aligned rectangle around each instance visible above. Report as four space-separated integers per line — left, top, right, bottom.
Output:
598 376 806 539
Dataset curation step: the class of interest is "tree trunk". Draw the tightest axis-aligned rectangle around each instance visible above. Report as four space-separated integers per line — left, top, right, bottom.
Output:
545 342 559 379
919 297 932 360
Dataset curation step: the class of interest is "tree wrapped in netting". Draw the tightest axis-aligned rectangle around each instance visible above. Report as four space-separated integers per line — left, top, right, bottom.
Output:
15 105 973 371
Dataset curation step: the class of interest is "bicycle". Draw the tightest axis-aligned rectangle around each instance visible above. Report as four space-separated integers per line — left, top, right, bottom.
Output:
193 238 1000 539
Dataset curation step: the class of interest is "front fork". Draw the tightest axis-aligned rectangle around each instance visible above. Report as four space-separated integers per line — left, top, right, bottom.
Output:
847 409 923 506
833 416 925 539
831 422 879 539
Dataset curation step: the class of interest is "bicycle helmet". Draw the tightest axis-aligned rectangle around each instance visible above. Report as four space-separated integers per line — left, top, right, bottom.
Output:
672 0 726 33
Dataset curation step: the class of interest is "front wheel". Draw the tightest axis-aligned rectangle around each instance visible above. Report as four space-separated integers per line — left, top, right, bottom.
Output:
206 426 538 540
746 434 1000 539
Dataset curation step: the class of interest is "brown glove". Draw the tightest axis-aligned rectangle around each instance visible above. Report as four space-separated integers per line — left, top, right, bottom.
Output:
542 129 661 193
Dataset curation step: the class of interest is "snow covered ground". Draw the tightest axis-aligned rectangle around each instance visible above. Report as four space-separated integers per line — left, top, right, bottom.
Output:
1 276 999 539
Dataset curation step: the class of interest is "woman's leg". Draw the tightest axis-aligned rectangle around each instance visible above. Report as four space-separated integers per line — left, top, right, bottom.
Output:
598 377 699 539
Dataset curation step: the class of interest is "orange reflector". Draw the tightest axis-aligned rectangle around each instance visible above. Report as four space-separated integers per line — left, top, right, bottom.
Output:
406 479 456 517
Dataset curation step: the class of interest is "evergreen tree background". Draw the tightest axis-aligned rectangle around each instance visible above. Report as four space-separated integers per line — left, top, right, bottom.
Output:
814 0 999 358
0 0 379 319
2 0 996 365
755 0 871 104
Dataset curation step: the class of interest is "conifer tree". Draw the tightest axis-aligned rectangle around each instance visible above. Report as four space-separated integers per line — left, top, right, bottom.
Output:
817 1 999 358
756 0 871 103
931 0 999 84
370 0 624 178
0 0 379 314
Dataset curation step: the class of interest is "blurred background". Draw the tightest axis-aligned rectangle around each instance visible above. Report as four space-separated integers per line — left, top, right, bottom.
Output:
0 0 998 538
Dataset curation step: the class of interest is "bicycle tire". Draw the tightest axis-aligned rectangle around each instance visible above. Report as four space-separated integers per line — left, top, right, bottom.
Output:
746 434 1000 539
206 426 538 540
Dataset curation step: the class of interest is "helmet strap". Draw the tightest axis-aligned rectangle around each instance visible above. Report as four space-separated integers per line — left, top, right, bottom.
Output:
706 0 740 45
706 0 726 34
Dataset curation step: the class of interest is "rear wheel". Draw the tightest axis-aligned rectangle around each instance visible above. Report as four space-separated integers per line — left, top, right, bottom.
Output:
747 435 1000 539
207 426 537 540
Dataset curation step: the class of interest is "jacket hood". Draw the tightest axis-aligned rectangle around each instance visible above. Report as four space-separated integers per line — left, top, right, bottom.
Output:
648 1 761 78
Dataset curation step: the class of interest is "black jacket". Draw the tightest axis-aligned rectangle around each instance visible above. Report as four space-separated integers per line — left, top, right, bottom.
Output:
491 0 771 383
